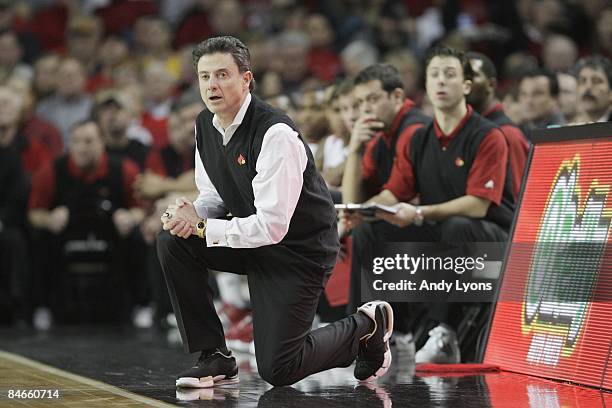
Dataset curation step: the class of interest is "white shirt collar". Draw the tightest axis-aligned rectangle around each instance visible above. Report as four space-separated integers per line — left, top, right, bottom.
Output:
212 93 252 145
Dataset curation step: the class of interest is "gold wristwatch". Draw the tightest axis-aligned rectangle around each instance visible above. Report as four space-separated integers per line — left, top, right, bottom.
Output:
196 219 207 239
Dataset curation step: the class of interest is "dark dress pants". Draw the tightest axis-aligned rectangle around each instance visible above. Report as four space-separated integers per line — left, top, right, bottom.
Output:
156 231 372 386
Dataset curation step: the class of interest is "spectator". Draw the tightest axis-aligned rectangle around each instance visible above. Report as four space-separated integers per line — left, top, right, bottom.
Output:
0 85 51 181
305 14 341 83
296 89 329 172
134 16 181 81
384 49 423 103
594 7 612 59
336 78 359 134
0 29 33 84
575 55 612 123
87 35 128 93
321 84 350 192
95 90 150 170
557 71 579 124
273 31 312 96
542 34 578 72
65 15 102 79
13 82 64 158
466 51 530 199
140 62 176 147
32 53 59 100
518 67 565 134
36 57 93 145
173 0 214 49
28 120 144 328
340 40 379 78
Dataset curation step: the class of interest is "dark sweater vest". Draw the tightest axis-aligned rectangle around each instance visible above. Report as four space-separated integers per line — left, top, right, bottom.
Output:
410 112 515 229
53 155 125 238
372 107 431 185
195 96 339 266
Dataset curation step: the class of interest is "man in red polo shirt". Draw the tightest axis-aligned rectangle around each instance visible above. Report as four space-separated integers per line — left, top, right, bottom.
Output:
28 120 143 328
341 64 431 325
370 47 515 364
466 51 530 199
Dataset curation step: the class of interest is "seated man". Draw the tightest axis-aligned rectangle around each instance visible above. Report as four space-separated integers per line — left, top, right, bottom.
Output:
351 47 515 363
28 120 144 326
575 55 612 123
341 64 431 323
466 51 530 200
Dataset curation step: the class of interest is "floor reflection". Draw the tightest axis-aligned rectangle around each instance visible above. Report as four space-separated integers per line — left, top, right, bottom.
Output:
0 326 609 407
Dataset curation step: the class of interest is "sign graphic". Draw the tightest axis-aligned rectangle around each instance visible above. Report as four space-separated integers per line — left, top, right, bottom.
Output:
484 129 612 390
521 155 610 366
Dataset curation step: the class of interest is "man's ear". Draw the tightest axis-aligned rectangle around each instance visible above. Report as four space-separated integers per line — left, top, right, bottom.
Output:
392 87 405 104
243 71 253 90
463 79 472 96
489 77 498 91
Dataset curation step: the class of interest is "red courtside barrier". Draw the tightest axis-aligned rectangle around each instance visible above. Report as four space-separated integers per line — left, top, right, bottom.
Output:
483 122 612 390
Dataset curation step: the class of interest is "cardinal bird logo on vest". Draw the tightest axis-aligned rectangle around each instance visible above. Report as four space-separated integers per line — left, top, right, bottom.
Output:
237 153 246 166
455 157 465 167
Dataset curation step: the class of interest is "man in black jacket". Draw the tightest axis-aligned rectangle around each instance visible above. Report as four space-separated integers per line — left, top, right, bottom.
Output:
156 36 394 388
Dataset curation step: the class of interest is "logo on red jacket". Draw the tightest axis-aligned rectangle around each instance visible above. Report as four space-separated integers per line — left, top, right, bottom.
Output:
237 153 246 166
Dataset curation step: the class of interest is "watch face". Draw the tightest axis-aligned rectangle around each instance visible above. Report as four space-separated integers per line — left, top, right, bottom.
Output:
197 221 205 229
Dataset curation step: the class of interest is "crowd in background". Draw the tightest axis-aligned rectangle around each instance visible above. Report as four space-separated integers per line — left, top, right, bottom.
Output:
0 0 611 363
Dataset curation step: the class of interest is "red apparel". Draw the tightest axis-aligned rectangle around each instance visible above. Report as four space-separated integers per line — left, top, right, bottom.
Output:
20 139 52 177
145 148 194 178
141 112 169 148
95 0 158 35
482 103 530 199
307 48 341 82
29 152 140 210
361 99 425 194
28 4 68 51
22 116 64 157
383 105 508 206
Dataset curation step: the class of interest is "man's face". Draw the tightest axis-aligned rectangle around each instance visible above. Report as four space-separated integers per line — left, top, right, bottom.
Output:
338 92 359 131
519 76 556 122
69 123 104 170
97 102 131 138
57 59 85 98
0 32 21 67
197 52 251 120
353 79 399 128
326 98 348 139
466 58 490 111
577 66 611 118
426 56 470 112
0 87 22 127
557 73 578 120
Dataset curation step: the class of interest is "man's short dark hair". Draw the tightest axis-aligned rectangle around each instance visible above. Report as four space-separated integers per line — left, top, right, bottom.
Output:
465 51 497 80
192 36 254 91
424 46 474 81
332 77 355 100
574 55 612 88
354 64 404 93
70 118 101 137
519 67 560 97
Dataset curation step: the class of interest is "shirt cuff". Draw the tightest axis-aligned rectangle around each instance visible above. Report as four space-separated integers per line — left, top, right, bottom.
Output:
205 218 228 247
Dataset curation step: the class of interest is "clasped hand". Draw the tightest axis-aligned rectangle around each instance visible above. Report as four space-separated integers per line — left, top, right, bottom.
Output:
161 197 202 239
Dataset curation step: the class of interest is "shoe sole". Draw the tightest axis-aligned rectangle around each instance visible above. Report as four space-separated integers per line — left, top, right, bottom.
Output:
357 301 394 382
176 374 239 388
